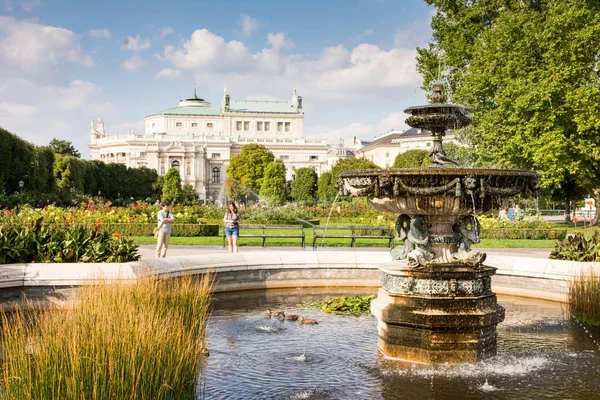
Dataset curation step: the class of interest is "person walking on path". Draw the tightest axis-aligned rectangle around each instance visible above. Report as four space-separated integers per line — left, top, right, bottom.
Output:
223 201 241 253
156 203 174 258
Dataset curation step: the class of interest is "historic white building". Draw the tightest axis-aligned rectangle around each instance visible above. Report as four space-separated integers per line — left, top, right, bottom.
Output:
89 89 329 202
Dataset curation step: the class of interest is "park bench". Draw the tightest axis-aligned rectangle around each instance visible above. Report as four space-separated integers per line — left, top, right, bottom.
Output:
312 225 394 249
222 224 305 248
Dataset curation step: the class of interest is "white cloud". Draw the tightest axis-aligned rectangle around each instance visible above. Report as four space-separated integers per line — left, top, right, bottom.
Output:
355 28 374 41
123 34 151 51
3 0 41 12
394 19 432 48
305 111 410 144
89 29 111 39
160 29 419 100
121 55 145 72
241 14 260 36
155 68 181 79
0 16 93 79
153 27 174 40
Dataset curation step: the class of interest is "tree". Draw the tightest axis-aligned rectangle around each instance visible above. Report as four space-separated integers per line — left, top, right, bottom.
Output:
224 177 249 201
161 168 183 205
53 154 86 192
392 150 430 168
48 138 81 158
318 158 380 201
180 184 198 205
317 172 337 203
442 143 480 167
417 0 600 222
291 168 318 204
227 144 275 192
259 160 288 205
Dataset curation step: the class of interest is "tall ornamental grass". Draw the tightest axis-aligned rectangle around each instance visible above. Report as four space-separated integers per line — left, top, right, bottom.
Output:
0 274 212 399
569 267 600 325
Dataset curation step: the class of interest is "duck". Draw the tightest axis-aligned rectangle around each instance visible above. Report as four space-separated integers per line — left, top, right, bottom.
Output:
266 309 285 318
279 312 300 321
299 316 318 325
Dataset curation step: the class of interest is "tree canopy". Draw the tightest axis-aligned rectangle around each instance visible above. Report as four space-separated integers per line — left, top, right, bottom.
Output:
227 144 275 192
291 168 318 204
161 168 183 205
317 158 380 202
417 0 600 216
392 150 430 168
259 160 288 205
48 138 81 158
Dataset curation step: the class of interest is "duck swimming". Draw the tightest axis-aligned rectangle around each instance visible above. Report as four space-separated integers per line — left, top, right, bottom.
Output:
279 312 300 321
299 316 318 325
266 309 284 318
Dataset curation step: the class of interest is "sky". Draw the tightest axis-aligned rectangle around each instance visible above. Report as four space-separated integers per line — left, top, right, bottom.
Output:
0 0 435 158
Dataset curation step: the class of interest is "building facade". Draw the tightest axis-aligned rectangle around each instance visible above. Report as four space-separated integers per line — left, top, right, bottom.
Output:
89 89 329 202
355 128 457 168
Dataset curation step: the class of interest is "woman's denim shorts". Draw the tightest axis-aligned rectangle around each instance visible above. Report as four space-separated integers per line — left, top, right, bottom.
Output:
225 227 239 237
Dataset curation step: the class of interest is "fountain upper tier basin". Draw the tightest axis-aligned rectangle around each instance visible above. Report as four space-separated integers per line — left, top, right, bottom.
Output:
339 168 540 215
404 103 473 131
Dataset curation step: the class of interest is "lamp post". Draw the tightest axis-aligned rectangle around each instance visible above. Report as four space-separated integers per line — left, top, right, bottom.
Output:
18 180 24 204
70 187 75 204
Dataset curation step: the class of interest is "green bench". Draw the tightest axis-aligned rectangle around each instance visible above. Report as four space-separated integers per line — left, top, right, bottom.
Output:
222 224 306 248
312 225 394 249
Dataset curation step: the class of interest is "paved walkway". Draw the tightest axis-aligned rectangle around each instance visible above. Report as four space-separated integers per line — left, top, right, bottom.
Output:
138 245 552 260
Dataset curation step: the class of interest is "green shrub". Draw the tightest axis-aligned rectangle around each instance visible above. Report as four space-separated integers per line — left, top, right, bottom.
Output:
304 295 375 314
551 232 600 262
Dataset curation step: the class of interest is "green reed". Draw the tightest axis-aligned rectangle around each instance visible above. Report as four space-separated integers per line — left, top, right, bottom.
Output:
569 267 600 326
0 274 212 399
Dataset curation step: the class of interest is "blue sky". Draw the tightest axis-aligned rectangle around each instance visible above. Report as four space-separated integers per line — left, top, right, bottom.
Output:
0 0 434 157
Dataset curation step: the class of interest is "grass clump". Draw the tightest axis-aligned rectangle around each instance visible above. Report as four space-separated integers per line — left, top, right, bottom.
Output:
304 294 375 314
569 267 600 326
0 274 212 399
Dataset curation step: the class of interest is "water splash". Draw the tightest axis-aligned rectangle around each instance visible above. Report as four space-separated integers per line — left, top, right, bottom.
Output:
255 324 280 333
479 379 499 392
319 190 342 248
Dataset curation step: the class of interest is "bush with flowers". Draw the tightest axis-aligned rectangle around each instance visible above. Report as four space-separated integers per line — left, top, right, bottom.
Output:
477 214 567 240
0 210 139 264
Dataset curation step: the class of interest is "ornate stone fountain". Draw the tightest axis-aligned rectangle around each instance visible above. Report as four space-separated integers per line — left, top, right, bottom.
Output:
339 84 540 363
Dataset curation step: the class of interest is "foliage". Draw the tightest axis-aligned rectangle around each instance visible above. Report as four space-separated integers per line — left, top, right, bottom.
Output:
161 168 184 205
48 138 81 158
180 184 199 206
569 267 600 325
227 144 275 192
317 172 337 202
259 160 289 205
392 149 430 168
550 232 600 262
0 214 139 264
224 176 249 200
478 215 566 239
53 154 86 192
0 274 212 399
318 158 380 200
291 168 318 204
304 294 375 314
442 142 480 167
417 0 600 214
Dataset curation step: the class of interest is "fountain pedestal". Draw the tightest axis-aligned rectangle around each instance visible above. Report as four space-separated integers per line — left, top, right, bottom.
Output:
371 263 504 363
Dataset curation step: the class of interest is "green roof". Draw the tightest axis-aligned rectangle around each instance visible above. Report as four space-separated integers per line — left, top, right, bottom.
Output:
155 106 222 116
229 99 298 114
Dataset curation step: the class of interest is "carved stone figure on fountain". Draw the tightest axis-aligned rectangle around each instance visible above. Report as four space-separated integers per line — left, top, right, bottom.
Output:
406 215 435 267
452 215 486 266
390 214 413 261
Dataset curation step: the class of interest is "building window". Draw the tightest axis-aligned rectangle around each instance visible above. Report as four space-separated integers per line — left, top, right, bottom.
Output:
277 122 283 132
171 160 180 170
385 162 390 168
386 152 389 158
207 122 213 128
212 153 221 158
212 167 220 183
280 155 289 160
236 121 243 131
309 155 318 161
139 151 146 157
426 142 431 147
191 122 197 127
244 121 250 131
264 122 270 131
152 123 155 128
176 122 182 127
285 122 291 132
257 122 263 131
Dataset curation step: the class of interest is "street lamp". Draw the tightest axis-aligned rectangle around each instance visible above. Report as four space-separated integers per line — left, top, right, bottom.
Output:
18 180 24 204
98 191 101 197
70 187 75 204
